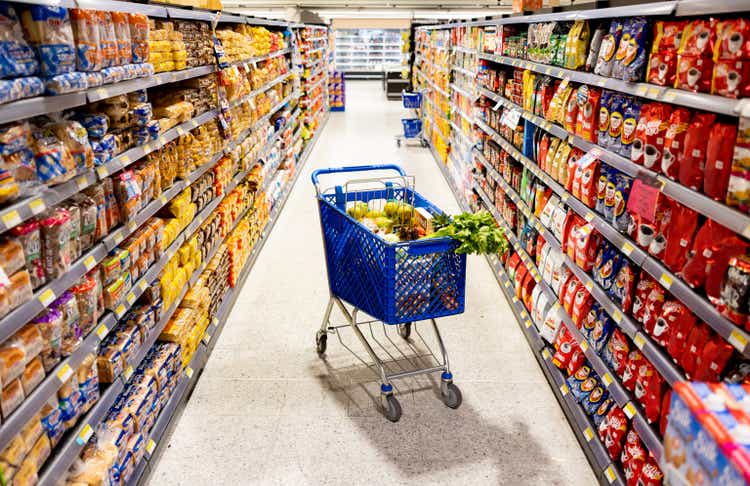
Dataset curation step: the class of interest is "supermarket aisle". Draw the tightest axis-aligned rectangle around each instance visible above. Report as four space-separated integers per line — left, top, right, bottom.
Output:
148 82 598 485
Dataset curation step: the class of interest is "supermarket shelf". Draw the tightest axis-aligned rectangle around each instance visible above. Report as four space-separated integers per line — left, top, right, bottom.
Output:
304 35 328 42
416 69 450 99
450 102 476 126
450 83 477 103
475 116 750 358
228 71 293 109
37 378 125 485
303 45 326 56
0 92 88 125
74 0 168 16
477 52 743 117
676 0 750 14
452 45 478 55
231 48 293 69
165 6 216 21
451 65 475 78
476 85 750 239
305 73 329 94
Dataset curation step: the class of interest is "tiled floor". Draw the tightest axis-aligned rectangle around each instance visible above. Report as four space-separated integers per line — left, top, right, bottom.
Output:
147 81 598 485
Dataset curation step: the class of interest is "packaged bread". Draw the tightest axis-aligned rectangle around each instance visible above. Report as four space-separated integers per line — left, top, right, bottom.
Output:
70 8 102 72
40 206 74 279
96 346 122 384
58 373 81 430
77 353 98 414
0 434 29 467
0 238 25 277
11 221 44 289
11 457 36 486
0 343 25 384
97 11 117 69
24 434 49 470
40 396 63 447
1 378 24 418
8 270 32 311
71 276 98 336
45 71 88 96
111 12 131 65
68 441 118 485
128 13 149 63
20 6 76 77
53 291 82 357
0 5 39 79
47 120 94 173
20 356 43 395
32 133 75 186
19 415 42 453
32 307 62 372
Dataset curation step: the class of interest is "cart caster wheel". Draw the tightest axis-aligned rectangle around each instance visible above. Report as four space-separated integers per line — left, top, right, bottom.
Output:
420 139 428 148
442 383 462 409
383 395 402 422
398 323 411 340
396 139 401 147
315 331 327 356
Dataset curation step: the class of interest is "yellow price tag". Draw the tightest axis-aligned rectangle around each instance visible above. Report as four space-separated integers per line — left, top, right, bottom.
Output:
113 230 124 245
160 195 168 205
659 273 673 289
76 175 89 190
124 365 134 380
96 324 108 339
29 198 45 215
602 373 613 386
503 280 511 289
583 427 594 442
126 292 135 305
636 85 648 96
56 363 73 383
612 309 623 324
596 78 607 87
120 155 131 165
139 280 148 291
96 165 109 178
115 303 126 317
584 211 594 222
729 329 749 351
39 288 56 307
560 383 569 396
95 88 107 98
580 340 589 352
604 466 617 483
561 193 570 202
1 210 20 228
186 367 194 378
647 86 661 98
146 439 156 455
143 143 153 153
634 333 646 350
663 91 678 102
176 127 186 137
77 424 93 445
621 242 634 256
623 402 637 419
83 255 96 271
203 333 212 344
542 349 551 360
585 280 593 291
524 319 532 328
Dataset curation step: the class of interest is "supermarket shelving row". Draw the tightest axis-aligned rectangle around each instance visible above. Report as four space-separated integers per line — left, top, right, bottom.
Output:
135 111 329 486
228 71 294 110
416 69 449 99
0 82 300 458
451 65 475 78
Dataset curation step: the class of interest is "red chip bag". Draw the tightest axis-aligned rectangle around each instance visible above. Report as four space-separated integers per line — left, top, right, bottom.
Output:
642 285 666 336
562 212 581 256
604 407 628 460
567 345 587 376
712 59 750 98
606 329 631 376
564 87 579 134
567 148 584 193
662 201 698 274
622 349 644 391
571 287 593 327
707 237 750 304
647 51 678 87
633 273 656 323
579 158 600 208
575 86 601 143
676 55 713 93
652 21 688 53
664 300 697 362
661 107 691 179
704 122 738 200
574 224 601 272
714 19 750 61
631 104 651 166
636 361 664 423
679 19 717 57
679 112 717 190
622 429 647 486
694 333 735 381
682 219 734 290
521 272 536 311
507 252 522 276
563 281 583 315
514 264 528 299
552 326 576 370
680 322 711 378
639 455 664 486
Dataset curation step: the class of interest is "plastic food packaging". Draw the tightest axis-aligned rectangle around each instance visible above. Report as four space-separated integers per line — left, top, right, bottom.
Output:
32 132 76 185
594 20 624 77
98 11 117 69
0 76 43 105
45 71 88 95
20 6 76 78
53 290 82 356
612 17 649 82
111 12 131 66
70 8 102 72
0 341 25 383
0 4 39 79
40 207 73 280
20 356 44 395
77 353 98 413
57 372 81 429
11 220 44 288
128 14 149 63
40 395 63 446
679 112 717 190
1 378 24 417
32 307 62 372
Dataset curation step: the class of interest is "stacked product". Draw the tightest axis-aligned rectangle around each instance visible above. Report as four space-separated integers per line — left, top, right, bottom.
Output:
328 71 345 112
296 26 329 148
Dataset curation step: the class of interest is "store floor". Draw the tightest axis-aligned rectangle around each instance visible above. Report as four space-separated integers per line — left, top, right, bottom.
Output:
147 81 598 485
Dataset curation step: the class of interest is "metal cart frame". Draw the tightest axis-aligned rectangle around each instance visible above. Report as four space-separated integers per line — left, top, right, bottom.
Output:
396 90 428 148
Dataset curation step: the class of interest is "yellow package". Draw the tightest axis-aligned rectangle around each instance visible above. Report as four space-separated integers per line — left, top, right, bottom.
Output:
564 21 590 70
546 84 572 124
545 137 561 176
552 142 572 184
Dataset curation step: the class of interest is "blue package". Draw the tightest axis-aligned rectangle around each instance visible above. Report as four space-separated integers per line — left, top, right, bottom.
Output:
27 6 76 77
618 99 641 159
33 135 67 182
592 307 614 353
73 113 108 139
612 173 633 232
0 76 43 104
594 242 622 291
0 4 39 78
146 119 160 139
612 17 649 82
607 93 626 156
575 375 599 405
602 168 618 222
598 90 612 150
45 71 88 95
129 89 147 104
596 165 612 215
583 385 608 416
592 397 613 426
86 71 103 87
567 364 593 399
130 102 152 127
594 20 624 77
580 301 600 342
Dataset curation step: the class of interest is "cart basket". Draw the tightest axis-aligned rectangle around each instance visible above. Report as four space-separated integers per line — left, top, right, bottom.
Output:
401 91 422 109
401 118 422 139
313 165 466 325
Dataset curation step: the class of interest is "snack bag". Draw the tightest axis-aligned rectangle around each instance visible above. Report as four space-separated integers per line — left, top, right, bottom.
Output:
662 201 698 273
594 20 624 77
586 24 607 72
603 407 628 460
564 21 590 70
680 322 711 377
563 87 579 133
607 93 626 154
706 235 750 304
679 111 717 190
714 19 750 61
575 86 601 143
70 8 102 72
675 54 713 93
661 107 691 179
602 328 629 376
607 259 636 313
721 254 750 327
694 334 734 381
664 300 697 362
704 122 738 200
679 19 717 58
0 4 39 78
598 90 613 149
647 50 678 86
622 349 643 391
619 99 641 159
612 17 649 82
20 6 76 77
711 59 750 98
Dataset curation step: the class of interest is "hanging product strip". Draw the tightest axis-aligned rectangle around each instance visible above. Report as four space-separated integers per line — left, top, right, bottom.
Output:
0 2 328 483
415 2 750 484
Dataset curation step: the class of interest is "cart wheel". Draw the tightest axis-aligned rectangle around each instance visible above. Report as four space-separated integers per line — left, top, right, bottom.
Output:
383 395 402 422
315 331 327 356
396 138 401 147
420 138 428 148
398 323 412 340
442 383 462 409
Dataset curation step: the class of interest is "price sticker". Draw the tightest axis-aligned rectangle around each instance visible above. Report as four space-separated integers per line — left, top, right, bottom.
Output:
596 78 607 88
503 280 511 289
113 230 124 245
561 193 570 202
584 280 593 291
143 143 153 153
544 66 553 75
203 333 212 344
511 296 519 304
580 340 589 352
126 292 135 305
95 88 107 98
658 273 673 289
524 319 532 328
602 373 613 386
621 241 635 256
611 309 623 324
176 127 187 137
729 329 749 351
186 367 194 378
96 324 108 340
624 402 637 419
560 383 569 396
83 255 96 271
56 363 73 383
636 85 648 96
583 427 594 442
647 86 661 98
146 439 156 455
604 466 617 483
120 155 131 165
542 349 551 360
584 211 594 222
115 303 126 318
76 424 94 445
634 333 646 350
139 280 148 291
124 365 134 380
663 90 678 102
96 165 109 178
127 221 137 232
158 136 167 146
1 210 20 228
39 288 56 307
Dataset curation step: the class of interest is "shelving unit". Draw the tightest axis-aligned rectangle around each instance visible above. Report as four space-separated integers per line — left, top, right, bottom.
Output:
334 29 409 74
415 3 750 484
297 26 331 143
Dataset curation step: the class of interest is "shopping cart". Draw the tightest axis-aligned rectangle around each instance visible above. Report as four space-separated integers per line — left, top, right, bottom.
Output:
312 164 465 422
396 90 427 148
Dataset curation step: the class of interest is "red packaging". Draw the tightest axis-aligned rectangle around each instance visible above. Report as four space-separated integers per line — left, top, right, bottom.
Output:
571 287 593 327
712 59 750 98
635 361 664 423
567 148 584 193
633 273 656 323
664 300 698 361
604 407 628 460
563 281 583 315
682 219 734 289
631 105 651 165
659 392 671 436
612 261 637 314
679 19 717 57
552 326 576 370
694 333 735 381
622 429 647 486
564 87 579 134
662 201 698 273
559 272 576 305
567 346 587 376
679 112 717 190
642 285 666 336
643 103 672 172
606 329 631 376
521 272 536 310
638 455 664 486
714 19 750 61
507 252 522 276
680 322 711 378
652 21 688 53
707 236 750 303
622 349 644 391
561 212 580 256
575 86 601 143
661 108 691 179
647 51 678 87
704 122 739 200
580 158 600 208
675 55 714 93
514 264 528 299
574 224 601 272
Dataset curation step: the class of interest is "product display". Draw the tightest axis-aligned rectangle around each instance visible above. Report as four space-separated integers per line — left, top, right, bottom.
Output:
415 2 750 484
297 27 329 141
0 5 329 484
334 28 409 73
328 70 345 112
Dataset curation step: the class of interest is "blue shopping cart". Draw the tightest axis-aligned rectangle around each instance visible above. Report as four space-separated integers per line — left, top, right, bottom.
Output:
396 90 427 148
312 164 465 422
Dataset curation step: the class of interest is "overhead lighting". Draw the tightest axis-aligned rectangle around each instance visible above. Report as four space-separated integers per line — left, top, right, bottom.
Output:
312 7 509 18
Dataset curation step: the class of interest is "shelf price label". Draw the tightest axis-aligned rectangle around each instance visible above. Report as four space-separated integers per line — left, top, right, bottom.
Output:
611 309 623 324
542 349 551 360
729 329 749 352
623 402 637 419
602 373 613 386
524 319 532 329
29 198 45 215
57 363 73 383
580 340 589 352
76 424 94 445
124 365 134 380
115 303 126 318
583 427 594 442
39 288 56 307
634 333 646 350
560 383 570 396
186 367 194 378
96 324 109 340
1 210 20 229
658 273 673 289
83 255 97 271
621 241 635 256
146 439 156 455
604 466 617 483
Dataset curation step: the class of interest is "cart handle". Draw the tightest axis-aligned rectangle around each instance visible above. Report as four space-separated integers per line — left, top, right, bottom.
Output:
311 164 407 190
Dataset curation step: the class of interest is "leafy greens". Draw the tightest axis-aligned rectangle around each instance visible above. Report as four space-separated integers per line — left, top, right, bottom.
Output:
430 211 508 255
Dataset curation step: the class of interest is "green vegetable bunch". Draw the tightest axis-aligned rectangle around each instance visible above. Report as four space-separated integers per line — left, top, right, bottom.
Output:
431 211 508 255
